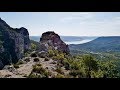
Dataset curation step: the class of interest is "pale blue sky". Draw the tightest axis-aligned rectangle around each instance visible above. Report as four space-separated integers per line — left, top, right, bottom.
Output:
0 12 120 36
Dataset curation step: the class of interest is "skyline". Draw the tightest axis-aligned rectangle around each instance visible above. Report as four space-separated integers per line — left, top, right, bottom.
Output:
0 12 120 36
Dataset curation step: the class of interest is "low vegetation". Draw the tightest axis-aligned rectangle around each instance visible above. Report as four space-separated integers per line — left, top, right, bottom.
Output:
54 74 65 78
55 66 64 74
24 57 30 62
11 48 120 78
46 49 120 78
28 63 51 78
30 52 37 57
16 60 24 65
13 64 19 69
13 60 24 69
33 57 40 62
44 57 50 61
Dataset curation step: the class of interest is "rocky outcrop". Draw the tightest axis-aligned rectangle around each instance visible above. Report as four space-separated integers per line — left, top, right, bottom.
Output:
39 31 70 54
0 18 30 69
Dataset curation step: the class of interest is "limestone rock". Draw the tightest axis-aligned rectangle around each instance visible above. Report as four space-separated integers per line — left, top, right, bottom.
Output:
0 18 30 69
39 31 70 54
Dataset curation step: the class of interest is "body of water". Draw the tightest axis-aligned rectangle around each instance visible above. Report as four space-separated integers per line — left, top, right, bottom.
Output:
65 39 95 44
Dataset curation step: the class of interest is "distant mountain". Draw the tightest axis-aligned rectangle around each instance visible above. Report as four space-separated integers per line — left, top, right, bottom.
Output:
69 36 120 52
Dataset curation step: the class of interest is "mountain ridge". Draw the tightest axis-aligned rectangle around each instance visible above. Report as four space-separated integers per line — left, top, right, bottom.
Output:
69 36 120 53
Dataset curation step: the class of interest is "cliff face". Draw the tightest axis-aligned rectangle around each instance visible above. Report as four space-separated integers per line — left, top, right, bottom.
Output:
0 18 30 69
39 31 70 54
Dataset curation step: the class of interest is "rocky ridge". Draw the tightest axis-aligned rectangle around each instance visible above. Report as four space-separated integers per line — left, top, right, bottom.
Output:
39 31 70 54
0 18 30 69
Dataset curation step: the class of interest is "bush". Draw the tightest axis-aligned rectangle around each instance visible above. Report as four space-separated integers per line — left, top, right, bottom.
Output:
13 64 19 69
48 49 55 57
44 71 52 78
30 52 37 57
35 63 42 67
52 56 58 61
70 61 80 70
5 74 11 77
83 55 98 71
24 50 31 57
44 57 50 61
32 64 51 78
28 73 41 78
33 64 46 74
31 43 37 50
34 57 39 62
16 60 24 65
38 51 47 58
69 70 84 78
24 57 30 62
64 62 70 70
55 74 65 78
55 67 64 74
60 58 70 70
23 74 28 77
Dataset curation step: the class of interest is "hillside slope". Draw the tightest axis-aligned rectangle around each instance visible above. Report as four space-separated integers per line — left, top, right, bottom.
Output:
69 36 120 52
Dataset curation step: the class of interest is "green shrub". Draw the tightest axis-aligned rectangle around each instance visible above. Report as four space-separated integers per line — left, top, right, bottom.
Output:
55 67 64 74
32 64 51 78
31 43 37 50
60 58 70 70
36 63 42 67
24 52 30 57
69 70 84 78
70 61 80 70
48 49 55 57
64 62 70 70
28 73 41 78
34 57 39 62
13 64 19 69
52 56 58 60
44 57 50 61
44 71 52 78
24 57 30 62
5 74 11 77
30 52 37 57
16 60 24 65
82 55 98 71
55 74 65 78
23 74 28 77
52 54 65 62
33 64 46 74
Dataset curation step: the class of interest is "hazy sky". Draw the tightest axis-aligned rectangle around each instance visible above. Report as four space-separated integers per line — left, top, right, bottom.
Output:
0 12 120 36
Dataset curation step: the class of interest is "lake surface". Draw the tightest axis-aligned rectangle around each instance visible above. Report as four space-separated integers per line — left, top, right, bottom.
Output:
65 39 95 44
